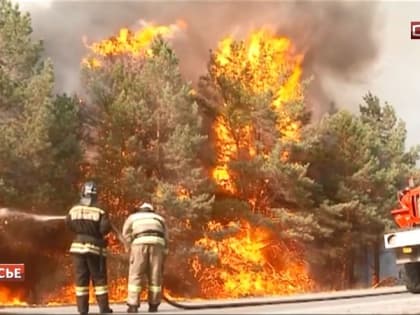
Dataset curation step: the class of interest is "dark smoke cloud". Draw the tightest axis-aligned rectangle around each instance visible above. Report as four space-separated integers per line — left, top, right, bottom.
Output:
18 0 381 118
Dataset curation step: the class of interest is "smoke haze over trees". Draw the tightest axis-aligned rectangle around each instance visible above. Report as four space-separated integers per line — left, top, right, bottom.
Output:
18 0 381 118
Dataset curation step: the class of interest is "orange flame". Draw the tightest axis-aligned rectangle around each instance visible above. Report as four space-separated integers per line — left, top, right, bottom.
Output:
45 278 128 305
83 20 187 67
44 277 185 305
191 220 313 298
214 29 304 108
211 28 304 192
0 285 27 306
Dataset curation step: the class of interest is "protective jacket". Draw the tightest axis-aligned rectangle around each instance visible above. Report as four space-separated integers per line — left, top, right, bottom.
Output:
67 202 111 255
122 210 168 311
122 211 168 248
66 200 112 314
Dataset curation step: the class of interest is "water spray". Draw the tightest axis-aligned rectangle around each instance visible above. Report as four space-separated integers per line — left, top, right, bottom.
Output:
0 207 128 249
0 208 66 222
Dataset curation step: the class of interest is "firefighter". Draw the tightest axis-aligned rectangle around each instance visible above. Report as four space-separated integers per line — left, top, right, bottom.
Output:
66 181 113 315
122 202 168 313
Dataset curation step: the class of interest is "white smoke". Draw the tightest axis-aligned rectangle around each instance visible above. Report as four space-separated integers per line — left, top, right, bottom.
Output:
16 0 53 9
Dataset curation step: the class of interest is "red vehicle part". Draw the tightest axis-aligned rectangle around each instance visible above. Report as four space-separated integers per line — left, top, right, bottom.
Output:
392 186 420 228
384 184 420 293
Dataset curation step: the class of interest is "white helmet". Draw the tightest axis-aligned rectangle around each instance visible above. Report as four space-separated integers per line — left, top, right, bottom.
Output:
139 202 154 212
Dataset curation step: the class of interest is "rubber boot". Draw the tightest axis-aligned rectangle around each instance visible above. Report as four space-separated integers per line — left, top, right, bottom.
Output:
127 304 139 313
148 304 159 313
76 295 89 315
96 294 113 313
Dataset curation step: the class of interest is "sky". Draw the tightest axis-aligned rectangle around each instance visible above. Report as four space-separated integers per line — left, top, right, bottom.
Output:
13 0 420 149
327 1 420 149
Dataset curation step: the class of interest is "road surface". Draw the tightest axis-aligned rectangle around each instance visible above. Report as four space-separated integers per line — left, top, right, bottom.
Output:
0 286 418 314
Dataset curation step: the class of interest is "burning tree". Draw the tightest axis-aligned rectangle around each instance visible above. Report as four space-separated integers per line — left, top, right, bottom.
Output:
192 29 317 296
197 29 316 238
81 26 214 296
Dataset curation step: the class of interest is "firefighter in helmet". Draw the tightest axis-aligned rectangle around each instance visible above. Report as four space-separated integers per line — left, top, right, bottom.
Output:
66 181 113 315
122 202 169 313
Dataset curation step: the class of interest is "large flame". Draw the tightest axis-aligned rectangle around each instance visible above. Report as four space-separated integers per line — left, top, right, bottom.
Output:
83 19 186 67
0 26 312 308
34 223 312 304
191 221 313 298
212 118 256 194
214 29 304 107
211 29 304 192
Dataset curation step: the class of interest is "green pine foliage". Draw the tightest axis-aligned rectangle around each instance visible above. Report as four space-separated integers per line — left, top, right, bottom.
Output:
197 39 318 244
82 37 214 295
82 36 214 220
301 95 419 288
0 0 82 211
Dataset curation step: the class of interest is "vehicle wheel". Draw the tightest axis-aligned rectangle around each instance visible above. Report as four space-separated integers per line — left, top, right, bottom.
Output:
404 262 420 293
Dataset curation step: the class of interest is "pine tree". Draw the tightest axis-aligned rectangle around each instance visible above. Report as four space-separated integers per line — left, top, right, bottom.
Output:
45 94 84 209
0 0 83 303
197 35 316 243
358 93 419 284
302 97 419 289
0 0 82 211
302 110 378 289
82 37 214 295
359 93 419 221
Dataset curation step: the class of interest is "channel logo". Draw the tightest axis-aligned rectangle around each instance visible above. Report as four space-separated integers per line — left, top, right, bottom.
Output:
411 22 420 39
0 264 25 281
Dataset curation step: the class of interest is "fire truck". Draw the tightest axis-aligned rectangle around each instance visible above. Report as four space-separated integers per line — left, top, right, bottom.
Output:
384 180 420 292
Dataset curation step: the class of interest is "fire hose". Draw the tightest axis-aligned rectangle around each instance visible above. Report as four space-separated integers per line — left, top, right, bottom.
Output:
161 287 407 310
107 225 408 310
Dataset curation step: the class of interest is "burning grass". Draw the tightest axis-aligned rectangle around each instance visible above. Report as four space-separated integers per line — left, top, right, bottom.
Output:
0 219 312 305
191 220 313 299
44 278 188 306
0 285 27 306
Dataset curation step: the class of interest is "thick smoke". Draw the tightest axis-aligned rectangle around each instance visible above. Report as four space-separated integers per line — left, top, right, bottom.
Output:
17 1 381 118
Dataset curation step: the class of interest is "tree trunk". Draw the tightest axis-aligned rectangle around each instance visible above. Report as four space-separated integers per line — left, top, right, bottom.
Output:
348 250 355 288
372 238 380 286
341 259 347 290
343 250 355 289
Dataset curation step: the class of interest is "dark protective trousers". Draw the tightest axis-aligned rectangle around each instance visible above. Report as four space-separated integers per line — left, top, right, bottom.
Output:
72 253 111 314
126 244 165 307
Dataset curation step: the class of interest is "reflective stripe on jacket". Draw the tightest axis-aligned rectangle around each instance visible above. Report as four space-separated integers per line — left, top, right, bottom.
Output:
66 203 111 255
69 242 108 256
122 211 168 247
